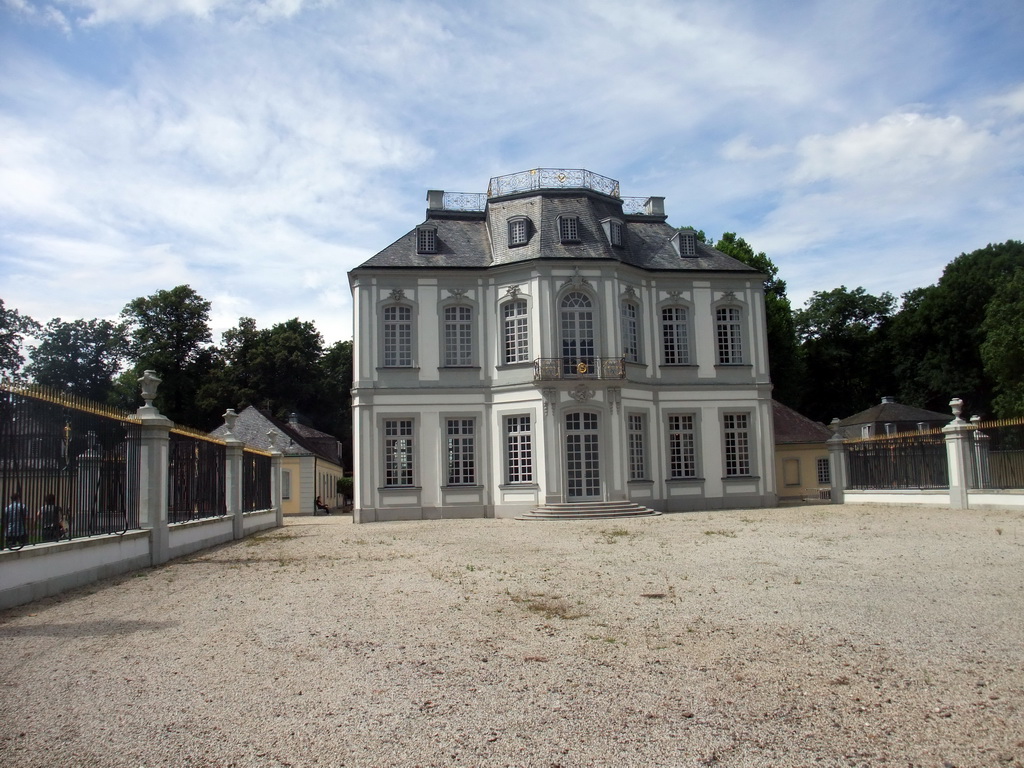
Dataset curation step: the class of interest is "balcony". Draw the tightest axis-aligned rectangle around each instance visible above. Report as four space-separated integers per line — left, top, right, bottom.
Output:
533 358 626 382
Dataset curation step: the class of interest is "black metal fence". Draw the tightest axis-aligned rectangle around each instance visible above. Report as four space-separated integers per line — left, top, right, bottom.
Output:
168 429 226 523
970 418 1024 490
1 383 141 547
243 449 272 512
846 430 949 490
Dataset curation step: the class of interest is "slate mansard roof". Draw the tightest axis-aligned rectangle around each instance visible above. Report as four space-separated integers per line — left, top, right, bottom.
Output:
352 168 761 275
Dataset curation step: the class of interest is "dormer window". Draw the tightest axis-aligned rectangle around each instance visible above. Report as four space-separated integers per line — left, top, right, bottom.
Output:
601 217 625 247
679 229 696 257
558 216 580 243
508 217 530 247
417 226 437 254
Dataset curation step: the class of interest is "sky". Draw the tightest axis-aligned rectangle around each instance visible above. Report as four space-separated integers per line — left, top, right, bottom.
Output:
2 0 1023 346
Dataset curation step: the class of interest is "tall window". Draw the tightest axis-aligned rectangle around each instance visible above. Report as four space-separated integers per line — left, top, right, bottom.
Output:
621 301 639 363
723 413 751 476
628 413 646 480
443 305 473 366
505 415 533 483
662 306 690 364
817 457 831 485
503 300 529 364
716 307 743 364
446 419 476 485
508 218 528 246
668 414 696 479
383 305 412 367
610 220 623 246
559 216 579 242
384 419 414 486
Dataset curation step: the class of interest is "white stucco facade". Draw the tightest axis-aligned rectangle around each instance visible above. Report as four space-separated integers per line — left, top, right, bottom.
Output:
349 169 776 522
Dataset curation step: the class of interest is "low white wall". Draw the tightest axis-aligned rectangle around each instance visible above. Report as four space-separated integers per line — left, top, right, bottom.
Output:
0 532 151 610
0 510 282 611
844 490 951 506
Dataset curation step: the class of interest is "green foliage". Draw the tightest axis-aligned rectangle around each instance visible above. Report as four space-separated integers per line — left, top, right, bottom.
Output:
714 233 803 406
337 475 353 501
0 299 40 379
794 286 896 423
981 267 1024 417
26 318 126 402
120 285 215 426
887 240 1024 415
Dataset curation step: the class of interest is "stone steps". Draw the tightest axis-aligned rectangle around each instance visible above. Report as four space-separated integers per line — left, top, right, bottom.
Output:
517 501 661 521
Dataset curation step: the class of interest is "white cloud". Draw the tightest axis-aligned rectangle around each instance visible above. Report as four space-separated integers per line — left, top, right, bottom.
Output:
51 0 328 26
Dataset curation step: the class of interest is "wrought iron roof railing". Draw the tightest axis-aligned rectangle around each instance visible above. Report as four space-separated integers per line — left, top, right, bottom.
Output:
534 357 626 382
489 168 620 199
441 192 487 212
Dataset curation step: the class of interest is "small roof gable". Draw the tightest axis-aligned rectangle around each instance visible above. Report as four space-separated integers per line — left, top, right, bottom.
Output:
772 400 832 445
837 400 951 428
209 406 341 465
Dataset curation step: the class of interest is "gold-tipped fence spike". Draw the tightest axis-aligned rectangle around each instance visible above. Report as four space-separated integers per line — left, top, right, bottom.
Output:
1 380 141 424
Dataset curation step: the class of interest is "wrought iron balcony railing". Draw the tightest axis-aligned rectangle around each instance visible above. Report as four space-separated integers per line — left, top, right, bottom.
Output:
533 357 626 381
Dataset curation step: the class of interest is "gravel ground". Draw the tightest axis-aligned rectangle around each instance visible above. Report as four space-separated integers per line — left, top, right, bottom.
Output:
1 503 1022 768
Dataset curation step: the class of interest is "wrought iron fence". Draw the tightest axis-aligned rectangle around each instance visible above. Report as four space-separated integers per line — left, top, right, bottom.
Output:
0 382 141 548
845 431 949 490
533 357 626 381
244 449 272 512
168 429 226 523
488 168 621 198
969 417 1024 490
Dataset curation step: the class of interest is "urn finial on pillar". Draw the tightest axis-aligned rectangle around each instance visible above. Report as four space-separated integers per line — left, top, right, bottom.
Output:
139 370 162 407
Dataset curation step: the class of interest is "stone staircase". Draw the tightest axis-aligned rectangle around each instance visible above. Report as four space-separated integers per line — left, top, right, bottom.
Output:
517 500 661 521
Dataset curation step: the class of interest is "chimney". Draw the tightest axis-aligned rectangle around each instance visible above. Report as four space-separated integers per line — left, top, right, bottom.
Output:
288 412 299 427
644 196 665 216
426 190 445 211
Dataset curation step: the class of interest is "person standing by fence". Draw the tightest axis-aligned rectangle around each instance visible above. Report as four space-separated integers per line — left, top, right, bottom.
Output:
4 493 28 548
40 493 63 541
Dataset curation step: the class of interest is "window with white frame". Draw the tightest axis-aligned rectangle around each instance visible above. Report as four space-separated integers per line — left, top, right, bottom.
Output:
508 218 529 246
446 418 476 485
282 470 291 500
817 457 831 485
417 226 437 254
443 305 473 367
505 415 533 483
668 414 697 479
621 300 640 363
662 306 690 365
502 300 529 364
383 419 415 486
383 305 413 367
723 413 751 476
559 215 580 243
716 306 743 364
627 413 647 480
610 220 623 246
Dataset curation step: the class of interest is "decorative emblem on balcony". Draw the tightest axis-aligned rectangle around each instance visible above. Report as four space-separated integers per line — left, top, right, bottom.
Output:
389 288 406 302
576 361 588 374
569 384 595 403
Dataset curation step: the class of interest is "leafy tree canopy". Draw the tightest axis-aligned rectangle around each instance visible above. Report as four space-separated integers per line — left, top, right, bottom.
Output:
0 299 40 380
26 318 126 402
981 267 1024 417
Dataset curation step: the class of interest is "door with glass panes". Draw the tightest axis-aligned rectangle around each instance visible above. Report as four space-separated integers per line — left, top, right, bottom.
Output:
560 292 595 376
565 411 601 500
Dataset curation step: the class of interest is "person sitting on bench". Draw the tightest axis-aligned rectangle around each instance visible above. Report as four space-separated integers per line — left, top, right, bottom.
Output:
315 495 330 515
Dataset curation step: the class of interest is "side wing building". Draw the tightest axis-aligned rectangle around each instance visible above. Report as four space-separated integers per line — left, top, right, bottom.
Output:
349 168 776 522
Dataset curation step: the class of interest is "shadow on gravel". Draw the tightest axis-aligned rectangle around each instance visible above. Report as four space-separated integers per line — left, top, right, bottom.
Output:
0 619 178 637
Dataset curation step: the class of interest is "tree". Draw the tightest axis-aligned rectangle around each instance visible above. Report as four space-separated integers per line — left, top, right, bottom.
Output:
794 286 896 423
119 285 214 426
26 318 126 402
0 299 39 380
887 241 1024 416
713 233 803 407
981 268 1024 417
319 339 353 471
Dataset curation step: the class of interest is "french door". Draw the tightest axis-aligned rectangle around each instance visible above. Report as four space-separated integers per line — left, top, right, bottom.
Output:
561 292 595 376
565 411 601 500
